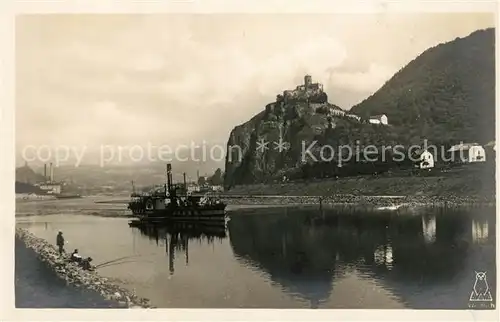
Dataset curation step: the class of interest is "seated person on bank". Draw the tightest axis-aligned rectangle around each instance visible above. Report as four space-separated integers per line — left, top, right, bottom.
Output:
80 257 95 271
70 249 82 263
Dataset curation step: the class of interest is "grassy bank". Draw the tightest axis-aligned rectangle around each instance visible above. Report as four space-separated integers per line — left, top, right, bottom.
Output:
224 165 495 202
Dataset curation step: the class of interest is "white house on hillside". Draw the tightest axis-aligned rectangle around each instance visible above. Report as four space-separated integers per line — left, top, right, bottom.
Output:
448 143 486 163
419 150 435 169
369 114 388 125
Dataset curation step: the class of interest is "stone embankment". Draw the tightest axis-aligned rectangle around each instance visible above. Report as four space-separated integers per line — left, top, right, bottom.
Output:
221 194 495 209
16 228 153 308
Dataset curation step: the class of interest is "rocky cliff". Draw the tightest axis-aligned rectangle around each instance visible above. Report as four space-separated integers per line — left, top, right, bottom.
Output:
224 28 495 187
224 88 353 186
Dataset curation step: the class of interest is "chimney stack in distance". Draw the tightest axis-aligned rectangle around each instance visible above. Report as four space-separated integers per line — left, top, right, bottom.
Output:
44 164 47 181
50 163 54 183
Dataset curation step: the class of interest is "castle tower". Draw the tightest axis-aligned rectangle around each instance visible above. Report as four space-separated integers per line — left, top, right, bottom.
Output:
304 74 312 88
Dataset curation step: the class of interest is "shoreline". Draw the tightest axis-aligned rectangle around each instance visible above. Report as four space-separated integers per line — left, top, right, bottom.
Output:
220 194 495 208
15 194 495 219
15 228 154 308
15 237 122 308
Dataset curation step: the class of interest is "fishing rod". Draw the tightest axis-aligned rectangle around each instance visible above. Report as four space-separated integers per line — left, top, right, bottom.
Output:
94 253 156 269
95 259 155 270
94 255 141 268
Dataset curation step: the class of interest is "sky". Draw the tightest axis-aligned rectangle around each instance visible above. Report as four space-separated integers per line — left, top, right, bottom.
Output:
15 13 495 163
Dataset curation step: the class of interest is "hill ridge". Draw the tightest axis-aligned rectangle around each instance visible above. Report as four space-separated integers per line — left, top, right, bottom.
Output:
222 28 495 185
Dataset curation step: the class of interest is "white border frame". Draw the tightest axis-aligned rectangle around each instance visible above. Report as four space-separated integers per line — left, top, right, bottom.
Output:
1 1 498 321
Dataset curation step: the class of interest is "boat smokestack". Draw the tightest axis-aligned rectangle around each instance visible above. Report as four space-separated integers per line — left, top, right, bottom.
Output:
44 164 47 181
50 163 54 183
166 163 172 195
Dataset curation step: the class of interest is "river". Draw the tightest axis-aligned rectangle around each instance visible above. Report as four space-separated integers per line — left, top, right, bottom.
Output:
16 204 496 309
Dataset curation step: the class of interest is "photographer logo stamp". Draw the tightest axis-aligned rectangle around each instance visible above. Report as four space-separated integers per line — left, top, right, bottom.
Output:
469 271 494 308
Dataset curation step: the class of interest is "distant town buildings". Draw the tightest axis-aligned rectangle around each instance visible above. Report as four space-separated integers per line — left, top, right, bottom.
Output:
485 140 496 152
15 193 55 200
275 74 398 131
186 183 223 194
15 162 65 198
187 183 200 193
35 163 62 194
421 216 437 244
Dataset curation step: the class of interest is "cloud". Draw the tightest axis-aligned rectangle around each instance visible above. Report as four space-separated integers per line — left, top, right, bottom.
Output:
329 63 397 93
15 13 495 155
254 36 348 97
17 19 353 149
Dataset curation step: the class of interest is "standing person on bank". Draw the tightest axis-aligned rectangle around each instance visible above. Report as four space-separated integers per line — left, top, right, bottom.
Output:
56 231 65 255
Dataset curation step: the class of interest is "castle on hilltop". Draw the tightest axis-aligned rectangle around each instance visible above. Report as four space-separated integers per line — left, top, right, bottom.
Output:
282 75 326 103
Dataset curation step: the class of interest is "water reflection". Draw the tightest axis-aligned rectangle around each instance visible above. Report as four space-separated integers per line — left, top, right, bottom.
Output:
105 205 499 309
472 219 489 244
422 215 436 244
131 222 227 275
374 244 393 270
227 206 496 309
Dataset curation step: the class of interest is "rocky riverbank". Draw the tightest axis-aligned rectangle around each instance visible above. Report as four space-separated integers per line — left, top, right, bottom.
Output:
221 194 495 209
16 237 121 308
225 166 495 199
15 228 153 308
222 168 495 209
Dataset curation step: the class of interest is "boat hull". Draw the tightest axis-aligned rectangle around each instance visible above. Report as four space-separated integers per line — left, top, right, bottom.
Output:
127 179 227 224
131 206 227 223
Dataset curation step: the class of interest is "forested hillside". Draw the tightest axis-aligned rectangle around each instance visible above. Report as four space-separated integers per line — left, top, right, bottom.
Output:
351 28 495 145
